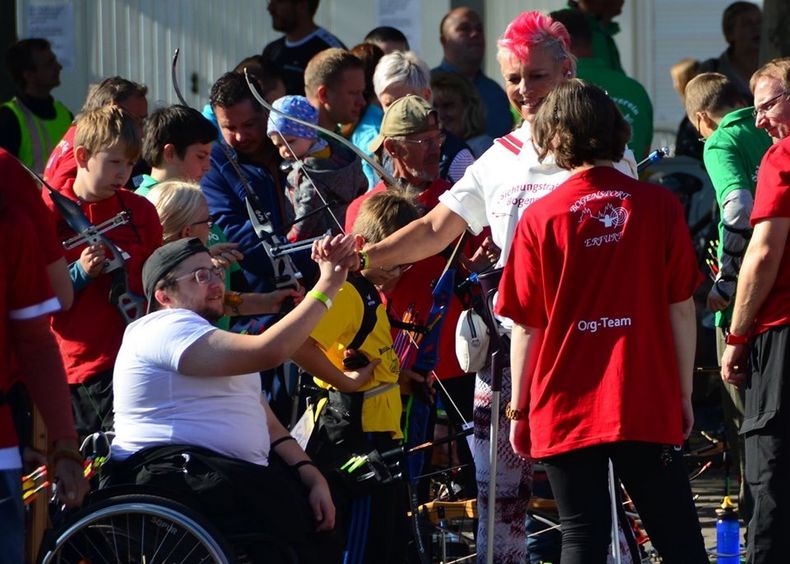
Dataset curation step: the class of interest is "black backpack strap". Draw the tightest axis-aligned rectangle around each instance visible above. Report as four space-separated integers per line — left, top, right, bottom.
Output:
345 273 381 351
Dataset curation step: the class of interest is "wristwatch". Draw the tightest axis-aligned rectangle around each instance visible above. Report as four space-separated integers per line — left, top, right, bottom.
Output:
725 331 750 345
505 402 528 421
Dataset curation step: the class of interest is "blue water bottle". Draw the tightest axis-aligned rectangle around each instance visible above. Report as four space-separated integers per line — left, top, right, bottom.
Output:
716 496 740 563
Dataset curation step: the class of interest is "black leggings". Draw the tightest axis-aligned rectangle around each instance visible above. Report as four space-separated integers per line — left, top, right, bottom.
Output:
542 441 708 564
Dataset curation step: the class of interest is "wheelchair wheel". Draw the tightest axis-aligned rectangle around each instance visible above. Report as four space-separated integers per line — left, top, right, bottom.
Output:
39 493 233 563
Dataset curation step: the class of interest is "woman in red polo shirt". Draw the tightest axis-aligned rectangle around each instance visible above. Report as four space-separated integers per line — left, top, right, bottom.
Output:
496 80 708 562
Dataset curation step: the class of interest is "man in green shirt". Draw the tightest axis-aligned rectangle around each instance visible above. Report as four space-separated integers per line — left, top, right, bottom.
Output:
567 0 624 73
552 9 653 159
685 71 772 526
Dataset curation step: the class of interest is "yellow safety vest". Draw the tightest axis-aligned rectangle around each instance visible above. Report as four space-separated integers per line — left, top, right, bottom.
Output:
2 97 71 173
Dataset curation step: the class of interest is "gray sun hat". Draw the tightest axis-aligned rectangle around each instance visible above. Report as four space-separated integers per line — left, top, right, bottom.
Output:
368 95 438 153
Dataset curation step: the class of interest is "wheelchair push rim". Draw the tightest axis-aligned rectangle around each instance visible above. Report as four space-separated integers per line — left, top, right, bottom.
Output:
39 494 233 564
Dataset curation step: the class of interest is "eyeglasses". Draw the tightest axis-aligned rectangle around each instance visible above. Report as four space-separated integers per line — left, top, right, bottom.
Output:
191 217 214 228
753 90 790 117
399 132 446 149
173 266 224 285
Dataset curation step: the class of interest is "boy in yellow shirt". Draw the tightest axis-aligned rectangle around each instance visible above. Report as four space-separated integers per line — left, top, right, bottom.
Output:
293 190 420 564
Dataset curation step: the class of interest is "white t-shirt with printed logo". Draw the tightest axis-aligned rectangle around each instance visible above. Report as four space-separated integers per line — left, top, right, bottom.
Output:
112 308 271 466
438 120 638 268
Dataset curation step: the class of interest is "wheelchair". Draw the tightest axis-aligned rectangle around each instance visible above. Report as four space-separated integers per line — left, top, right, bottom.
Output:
38 485 303 563
38 488 235 563
36 436 299 564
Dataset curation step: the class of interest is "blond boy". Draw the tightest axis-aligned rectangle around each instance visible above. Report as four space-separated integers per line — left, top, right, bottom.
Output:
42 105 163 437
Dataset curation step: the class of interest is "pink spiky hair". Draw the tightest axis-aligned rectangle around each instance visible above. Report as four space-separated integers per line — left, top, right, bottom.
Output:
497 11 572 63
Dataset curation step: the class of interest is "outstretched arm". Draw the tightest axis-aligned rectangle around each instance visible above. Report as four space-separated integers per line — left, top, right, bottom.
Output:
178 234 355 376
364 203 469 269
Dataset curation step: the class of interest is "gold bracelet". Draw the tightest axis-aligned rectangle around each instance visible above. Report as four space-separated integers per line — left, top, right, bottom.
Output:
504 402 528 421
224 291 243 315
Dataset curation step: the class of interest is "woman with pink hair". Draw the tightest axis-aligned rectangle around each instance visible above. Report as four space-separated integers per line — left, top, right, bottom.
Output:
348 12 637 562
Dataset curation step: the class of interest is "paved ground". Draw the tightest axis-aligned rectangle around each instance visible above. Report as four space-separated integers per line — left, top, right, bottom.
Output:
687 399 746 562
692 467 728 560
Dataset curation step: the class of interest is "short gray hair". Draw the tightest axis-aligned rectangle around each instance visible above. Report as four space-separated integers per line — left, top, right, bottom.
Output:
373 51 431 98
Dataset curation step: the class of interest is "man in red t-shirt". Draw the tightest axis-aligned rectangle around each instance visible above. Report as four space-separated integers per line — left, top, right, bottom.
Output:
347 96 490 384
722 118 790 562
721 59 790 562
346 96 492 491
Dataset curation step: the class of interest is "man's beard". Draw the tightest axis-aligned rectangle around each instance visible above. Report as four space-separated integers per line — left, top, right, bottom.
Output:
272 14 296 33
195 305 223 324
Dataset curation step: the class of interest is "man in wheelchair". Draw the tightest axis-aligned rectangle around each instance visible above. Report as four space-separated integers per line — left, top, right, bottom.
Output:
101 236 368 563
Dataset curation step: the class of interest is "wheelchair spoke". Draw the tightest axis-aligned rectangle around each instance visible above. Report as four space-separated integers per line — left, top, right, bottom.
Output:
159 529 190 563
147 524 165 564
178 534 204 563
81 524 114 563
140 513 145 563
41 495 232 564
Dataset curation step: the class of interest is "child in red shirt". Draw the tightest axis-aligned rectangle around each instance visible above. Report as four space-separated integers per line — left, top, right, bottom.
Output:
496 80 707 562
42 106 163 437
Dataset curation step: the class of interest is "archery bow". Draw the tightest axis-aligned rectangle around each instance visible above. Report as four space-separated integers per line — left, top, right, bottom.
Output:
18 160 145 324
389 233 469 564
244 53 468 558
171 49 303 305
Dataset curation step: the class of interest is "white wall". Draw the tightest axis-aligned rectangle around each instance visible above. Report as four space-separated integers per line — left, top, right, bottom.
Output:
646 0 762 134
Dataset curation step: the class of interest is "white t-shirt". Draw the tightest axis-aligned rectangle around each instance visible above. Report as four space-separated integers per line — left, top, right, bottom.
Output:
439 120 638 267
112 309 271 466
